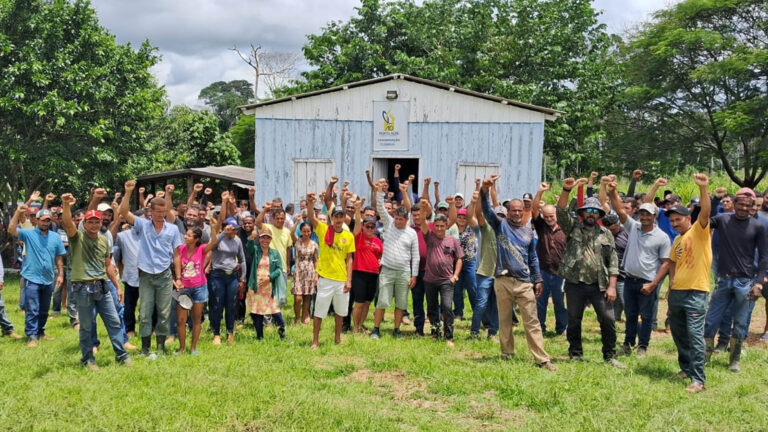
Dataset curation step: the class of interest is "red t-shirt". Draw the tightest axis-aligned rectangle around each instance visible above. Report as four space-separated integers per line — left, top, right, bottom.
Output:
353 232 383 274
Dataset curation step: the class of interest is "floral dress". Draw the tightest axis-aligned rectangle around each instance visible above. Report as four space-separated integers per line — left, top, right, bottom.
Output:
292 239 318 295
246 255 280 315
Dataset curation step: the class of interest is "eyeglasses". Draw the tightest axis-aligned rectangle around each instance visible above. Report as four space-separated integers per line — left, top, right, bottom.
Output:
583 208 601 214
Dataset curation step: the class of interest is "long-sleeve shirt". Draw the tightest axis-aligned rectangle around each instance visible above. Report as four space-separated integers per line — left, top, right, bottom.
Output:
480 190 542 284
556 206 619 291
376 192 420 276
710 213 768 280
211 233 247 282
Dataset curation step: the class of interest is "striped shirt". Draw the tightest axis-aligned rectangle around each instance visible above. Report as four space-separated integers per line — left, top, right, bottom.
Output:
376 193 421 276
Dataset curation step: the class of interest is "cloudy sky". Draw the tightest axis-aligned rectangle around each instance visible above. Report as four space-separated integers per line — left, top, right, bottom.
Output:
90 0 677 107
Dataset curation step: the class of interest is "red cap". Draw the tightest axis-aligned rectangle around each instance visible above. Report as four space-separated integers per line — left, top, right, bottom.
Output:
735 187 756 199
84 210 102 220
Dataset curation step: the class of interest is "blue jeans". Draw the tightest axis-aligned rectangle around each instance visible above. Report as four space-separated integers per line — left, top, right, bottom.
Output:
613 280 625 321
704 277 753 341
210 271 239 335
472 275 498 335
19 277 26 310
24 281 53 340
411 271 427 332
0 290 16 334
668 290 708 385
623 277 658 349
454 258 477 318
90 281 127 346
73 281 129 365
536 270 567 334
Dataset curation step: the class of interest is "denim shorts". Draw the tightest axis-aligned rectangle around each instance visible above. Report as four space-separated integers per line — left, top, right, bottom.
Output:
182 285 209 304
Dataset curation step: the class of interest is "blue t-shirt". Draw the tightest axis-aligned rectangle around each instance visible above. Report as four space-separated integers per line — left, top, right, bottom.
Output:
133 217 182 274
657 209 679 243
17 228 66 285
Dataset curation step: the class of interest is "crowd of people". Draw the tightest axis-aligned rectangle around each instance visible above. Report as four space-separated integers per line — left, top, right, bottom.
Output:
1 166 767 393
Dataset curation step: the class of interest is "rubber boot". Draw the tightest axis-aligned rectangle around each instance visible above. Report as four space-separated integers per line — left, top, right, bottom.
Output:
156 335 166 355
278 326 286 340
728 339 742 373
705 338 715 363
141 336 151 356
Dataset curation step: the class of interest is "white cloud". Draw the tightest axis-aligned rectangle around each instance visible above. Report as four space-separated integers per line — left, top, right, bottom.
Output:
90 0 680 106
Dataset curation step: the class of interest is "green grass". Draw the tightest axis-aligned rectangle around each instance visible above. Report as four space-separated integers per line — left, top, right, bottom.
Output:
2 274 768 431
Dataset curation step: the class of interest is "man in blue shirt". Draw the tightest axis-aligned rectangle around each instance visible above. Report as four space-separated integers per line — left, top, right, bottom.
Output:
118 180 182 356
9 206 66 347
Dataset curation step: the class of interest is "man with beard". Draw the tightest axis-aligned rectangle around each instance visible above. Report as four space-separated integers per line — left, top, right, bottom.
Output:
481 179 556 370
556 179 622 367
9 206 65 347
703 187 767 373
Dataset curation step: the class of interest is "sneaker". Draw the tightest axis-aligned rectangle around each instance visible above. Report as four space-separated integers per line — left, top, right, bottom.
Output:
123 342 138 351
392 329 403 339
27 339 38 348
636 348 647 359
761 332 768 341
618 345 632 356
227 334 235 345
487 335 499 344
538 361 558 372
5 332 22 339
370 329 380 340
146 353 158 361
191 350 200 355
607 358 626 369
685 381 705 393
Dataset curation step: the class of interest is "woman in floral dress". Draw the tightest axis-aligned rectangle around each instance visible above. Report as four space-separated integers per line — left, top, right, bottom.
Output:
246 227 287 340
292 222 318 325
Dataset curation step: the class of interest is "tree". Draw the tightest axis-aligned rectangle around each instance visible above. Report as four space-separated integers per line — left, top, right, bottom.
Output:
198 79 252 131
614 0 768 187
0 0 165 203
147 106 241 172
276 0 622 173
232 45 302 102
229 114 255 168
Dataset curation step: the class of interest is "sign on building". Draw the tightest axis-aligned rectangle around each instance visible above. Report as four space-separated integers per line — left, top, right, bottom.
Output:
372 101 409 151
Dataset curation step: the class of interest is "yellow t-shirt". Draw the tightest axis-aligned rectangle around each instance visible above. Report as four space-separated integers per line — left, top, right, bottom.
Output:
669 221 712 292
315 221 355 282
264 223 293 271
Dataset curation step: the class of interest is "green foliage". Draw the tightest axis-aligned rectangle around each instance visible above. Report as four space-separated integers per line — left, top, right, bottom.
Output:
276 0 622 172
146 106 241 172
610 0 768 188
229 114 255 168
0 0 166 202
198 79 253 131
2 274 768 431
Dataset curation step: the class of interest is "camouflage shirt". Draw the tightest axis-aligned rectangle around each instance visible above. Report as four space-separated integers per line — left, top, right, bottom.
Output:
556 207 619 291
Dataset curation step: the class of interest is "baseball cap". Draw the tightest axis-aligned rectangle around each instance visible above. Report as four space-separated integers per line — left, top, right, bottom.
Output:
601 213 620 226
362 217 377 225
84 210 102 220
666 205 691 217
457 208 468 216
662 194 682 205
331 207 345 217
689 197 700 206
436 201 450 210
37 209 52 220
454 193 464 200
494 205 507 217
27 207 38 215
258 227 273 238
97 203 112 212
522 193 533 201
735 187 756 199
225 217 239 228
638 203 657 215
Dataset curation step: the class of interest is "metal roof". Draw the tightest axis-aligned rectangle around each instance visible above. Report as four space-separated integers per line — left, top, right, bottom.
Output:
239 73 562 117
137 165 254 186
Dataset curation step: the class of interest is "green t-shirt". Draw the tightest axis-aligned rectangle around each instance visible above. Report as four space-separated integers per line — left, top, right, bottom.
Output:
69 230 110 282
476 223 498 277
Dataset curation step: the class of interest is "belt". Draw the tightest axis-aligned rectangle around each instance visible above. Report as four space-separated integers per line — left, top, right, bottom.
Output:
625 274 649 283
75 279 105 285
212 269 235 275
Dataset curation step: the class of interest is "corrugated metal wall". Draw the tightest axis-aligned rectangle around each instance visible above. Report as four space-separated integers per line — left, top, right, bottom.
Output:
254 119 543 205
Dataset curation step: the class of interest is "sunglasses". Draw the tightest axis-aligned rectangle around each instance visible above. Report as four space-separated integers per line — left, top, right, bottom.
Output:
363 224 376 229
583 208 601 214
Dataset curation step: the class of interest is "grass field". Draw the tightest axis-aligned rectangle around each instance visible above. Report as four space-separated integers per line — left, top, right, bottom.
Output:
1 273 768 432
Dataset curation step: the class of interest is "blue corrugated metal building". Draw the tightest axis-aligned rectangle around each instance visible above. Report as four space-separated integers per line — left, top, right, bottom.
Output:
240 74 560 205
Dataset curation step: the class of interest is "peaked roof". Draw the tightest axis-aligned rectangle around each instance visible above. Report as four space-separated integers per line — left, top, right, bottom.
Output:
137 165 254 187
239 74 562 117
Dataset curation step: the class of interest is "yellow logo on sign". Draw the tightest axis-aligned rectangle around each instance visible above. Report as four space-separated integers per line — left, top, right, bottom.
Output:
382 109 395 132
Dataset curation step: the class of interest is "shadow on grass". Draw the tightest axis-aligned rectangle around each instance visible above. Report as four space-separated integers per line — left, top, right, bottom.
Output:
633 361 680 382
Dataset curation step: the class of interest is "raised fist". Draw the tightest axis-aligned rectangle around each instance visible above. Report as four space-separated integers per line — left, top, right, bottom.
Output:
398 182 409 192
490 174 501 183
654 178 668 187
387 192 394 200
424 177 432 184
600 176 612 185
394 164 401 171
575 178 588 187
562 178 576 189
155 191 165 199
408 174 415 182
482 178 494 189
16 204 28 214
93 188 107 199
45 193 56 201
693 173 709 187
590 171 599 179
124 180 136 192
329 176 339 184
607 182 618 193
204 188 213 195
249 187 256 198
306 193 317 204
538 182 550 193
433 180 440 187
714 186 727 198
165 184 175 193
632 169 643 180
445 196 455 205
138 187 145 194
194 183 204 192
472 191 480 202
61 193 76 206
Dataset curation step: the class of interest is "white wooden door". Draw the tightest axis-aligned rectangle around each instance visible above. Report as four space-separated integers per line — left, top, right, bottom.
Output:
456 163 500 200
293 159 335 204
371 158 388 184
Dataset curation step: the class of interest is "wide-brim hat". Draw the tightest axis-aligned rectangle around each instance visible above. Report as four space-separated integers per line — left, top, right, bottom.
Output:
578 197 605 217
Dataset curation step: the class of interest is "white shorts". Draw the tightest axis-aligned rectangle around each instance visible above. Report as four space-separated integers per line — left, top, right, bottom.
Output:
313 277 350 319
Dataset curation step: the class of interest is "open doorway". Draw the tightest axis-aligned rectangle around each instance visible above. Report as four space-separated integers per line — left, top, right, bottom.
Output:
371 156 420 197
